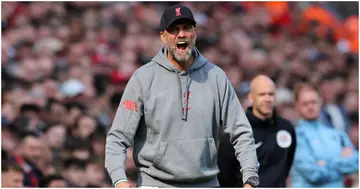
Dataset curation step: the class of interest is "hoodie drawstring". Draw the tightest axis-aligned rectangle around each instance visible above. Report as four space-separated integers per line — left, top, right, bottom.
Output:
176 70 191 121
183 73 191 121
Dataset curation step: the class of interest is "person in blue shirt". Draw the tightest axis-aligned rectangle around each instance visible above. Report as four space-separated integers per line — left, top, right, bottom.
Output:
290 83 358 187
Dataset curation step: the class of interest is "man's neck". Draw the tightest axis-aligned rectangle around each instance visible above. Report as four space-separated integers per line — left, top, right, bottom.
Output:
167 51 194 72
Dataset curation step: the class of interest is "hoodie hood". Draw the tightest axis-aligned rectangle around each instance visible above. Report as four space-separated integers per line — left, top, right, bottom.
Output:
151 46 208 121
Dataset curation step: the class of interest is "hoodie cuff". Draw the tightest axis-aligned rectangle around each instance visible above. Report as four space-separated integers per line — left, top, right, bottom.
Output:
241 169 259 185
114 179 128 187
110 168 128 186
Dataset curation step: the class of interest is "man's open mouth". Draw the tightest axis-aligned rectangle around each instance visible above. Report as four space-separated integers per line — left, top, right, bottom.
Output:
176 41 188 50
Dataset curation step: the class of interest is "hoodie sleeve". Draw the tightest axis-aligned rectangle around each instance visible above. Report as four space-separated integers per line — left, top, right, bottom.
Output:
329 131 359 174
105 73 143 185
220 78 259 184
292 130 341 184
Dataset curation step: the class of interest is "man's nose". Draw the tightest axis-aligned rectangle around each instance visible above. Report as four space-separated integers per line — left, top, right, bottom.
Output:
177 29 185 37
265 96 273 102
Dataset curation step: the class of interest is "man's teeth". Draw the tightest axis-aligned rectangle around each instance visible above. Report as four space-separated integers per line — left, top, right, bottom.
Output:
177 42 186 44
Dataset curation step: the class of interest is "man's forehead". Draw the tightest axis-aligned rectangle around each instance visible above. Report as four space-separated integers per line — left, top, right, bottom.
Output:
299 90 319 100
7 169 23 175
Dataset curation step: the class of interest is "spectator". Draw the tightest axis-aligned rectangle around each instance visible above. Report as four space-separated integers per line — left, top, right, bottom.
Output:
41 123 67 173
64 101 86 127
290 83 358 187
86 158 106 187
318 74 350 132
42 123 67 150
11 132 43 187
40 174 66 188
18 103 45 135
1 161 24 187
64 113 97 149
43 98 68 126
62 158 88 187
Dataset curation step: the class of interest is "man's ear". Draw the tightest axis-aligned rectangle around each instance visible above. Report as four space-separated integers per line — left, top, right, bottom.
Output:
160 31 166 44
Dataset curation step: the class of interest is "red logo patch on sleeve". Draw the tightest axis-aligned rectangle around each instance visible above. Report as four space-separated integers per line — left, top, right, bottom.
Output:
122 100 139 112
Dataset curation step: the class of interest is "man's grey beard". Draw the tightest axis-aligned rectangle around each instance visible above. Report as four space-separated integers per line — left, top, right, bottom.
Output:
168 39 196 64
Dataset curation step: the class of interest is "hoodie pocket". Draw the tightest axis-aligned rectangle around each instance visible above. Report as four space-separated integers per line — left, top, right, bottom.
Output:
150 138 219 181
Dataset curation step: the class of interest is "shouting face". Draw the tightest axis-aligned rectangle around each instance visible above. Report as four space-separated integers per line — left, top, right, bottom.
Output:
161 19 197 64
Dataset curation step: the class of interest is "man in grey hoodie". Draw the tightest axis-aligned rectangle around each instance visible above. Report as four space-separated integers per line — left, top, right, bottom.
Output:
105 4 259 188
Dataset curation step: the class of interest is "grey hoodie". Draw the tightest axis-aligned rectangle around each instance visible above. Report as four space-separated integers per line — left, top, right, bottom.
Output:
105 46 259 187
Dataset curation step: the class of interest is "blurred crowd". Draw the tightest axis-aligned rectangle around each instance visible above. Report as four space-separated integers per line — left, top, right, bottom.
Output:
1 1 358 187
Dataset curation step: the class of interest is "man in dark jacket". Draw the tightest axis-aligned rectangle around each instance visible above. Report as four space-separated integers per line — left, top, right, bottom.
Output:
218 75 296 187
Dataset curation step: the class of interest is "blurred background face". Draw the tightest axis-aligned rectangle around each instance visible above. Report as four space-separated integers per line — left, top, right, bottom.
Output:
21 136 42 164
1 170 24 187
2 103 17 123
46 125 66 149
249 79 276 119
48 179 66 188
77 116 96 139
64 167 87 187
319 79 338 104
296 89 322 120
48 103 68 123
86 163 105 186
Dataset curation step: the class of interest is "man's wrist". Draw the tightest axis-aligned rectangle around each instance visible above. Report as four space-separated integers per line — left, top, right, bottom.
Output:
244 176 259 187
114 179 128 187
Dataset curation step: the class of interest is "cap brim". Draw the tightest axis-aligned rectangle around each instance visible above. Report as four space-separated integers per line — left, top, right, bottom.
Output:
163 18 196 31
